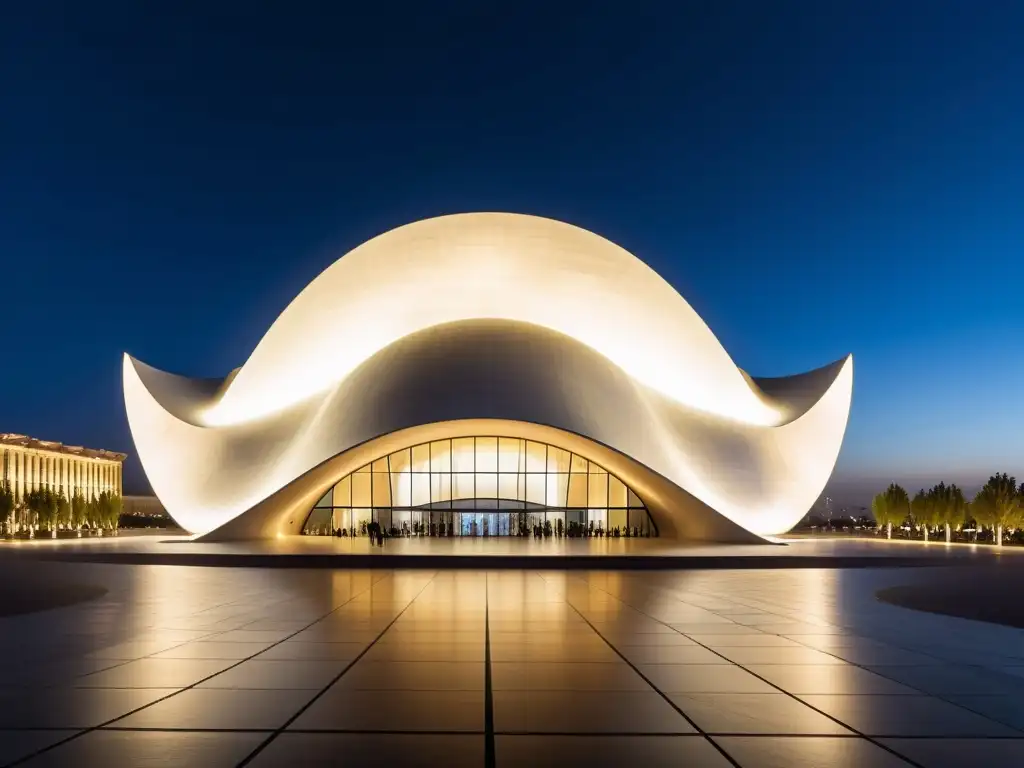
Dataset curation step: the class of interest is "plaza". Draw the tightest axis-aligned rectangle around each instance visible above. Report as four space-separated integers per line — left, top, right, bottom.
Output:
0 539 1022 767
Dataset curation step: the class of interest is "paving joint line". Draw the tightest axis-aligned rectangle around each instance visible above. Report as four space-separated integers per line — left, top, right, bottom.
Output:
484 570 495 768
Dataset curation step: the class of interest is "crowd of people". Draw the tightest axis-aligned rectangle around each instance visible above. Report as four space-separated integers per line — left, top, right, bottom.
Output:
308 517 654 540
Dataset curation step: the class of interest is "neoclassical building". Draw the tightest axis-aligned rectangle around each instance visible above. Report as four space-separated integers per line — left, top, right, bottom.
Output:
1 433 125 501
124 213 853 543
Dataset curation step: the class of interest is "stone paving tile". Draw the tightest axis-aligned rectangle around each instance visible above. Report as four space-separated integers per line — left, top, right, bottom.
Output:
943 694 1024 731
254 640 366 661
291 689 485 732
496 734 731 767
491 661 649 691
866 664 1024 696
249 733 484 767
333 660 484 691
0 730 80 764
493 690 695 734
0 688 170 728
799 693 1019 736
197 658 350 689
713 735 914 767
18 730 266 767
667 692 852 735
743 664 919 695
711 646 849 665
73 658 236 688
615 644 727 664
151 640 274 659
687 634 802 647
638 663 778 693
880 738 1024 768
111 688 314 729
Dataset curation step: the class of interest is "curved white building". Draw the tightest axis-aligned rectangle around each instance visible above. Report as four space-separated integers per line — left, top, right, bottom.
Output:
123 213 853 543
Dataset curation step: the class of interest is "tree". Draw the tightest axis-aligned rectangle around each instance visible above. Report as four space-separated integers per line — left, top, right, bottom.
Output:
23 489 42 536
0 481 14 537
911 489 932 542
44 487 60 537
972 473 1021 547
931 482 966 543
71 491 87 533
100 491 123 532
56 491 71 532
873 483 909 539
872 493 894 539
86 495 98 532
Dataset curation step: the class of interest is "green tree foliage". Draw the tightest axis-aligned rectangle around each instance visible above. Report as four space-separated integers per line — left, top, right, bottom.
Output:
71 491 87 531
871 493 893 539
105 491 123 530
911 489 930 541
45 487 59 535
22 488 43 533
86 495 98 530
23 487 61 536
83 491 124 532
972 473 1021 546
0 481 14 536
930 482 966 543
872 483 909 539
56 491 71 530
874 483 910 539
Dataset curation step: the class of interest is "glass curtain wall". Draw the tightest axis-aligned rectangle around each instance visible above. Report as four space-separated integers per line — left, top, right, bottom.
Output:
302 436 655 538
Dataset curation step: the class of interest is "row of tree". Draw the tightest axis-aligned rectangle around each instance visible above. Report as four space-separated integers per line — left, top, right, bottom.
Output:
871 473 1023 546
0 482 123 538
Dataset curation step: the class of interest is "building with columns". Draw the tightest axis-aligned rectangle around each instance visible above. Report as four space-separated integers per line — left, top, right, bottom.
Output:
0 433 125 502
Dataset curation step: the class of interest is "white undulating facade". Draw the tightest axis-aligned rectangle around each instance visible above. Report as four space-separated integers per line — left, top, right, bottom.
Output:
123 213 853 543
1 433 125 501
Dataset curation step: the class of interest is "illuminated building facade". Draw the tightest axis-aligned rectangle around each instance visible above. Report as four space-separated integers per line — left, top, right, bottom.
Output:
0 433 125 502
302 436 656 538
123 213 853 543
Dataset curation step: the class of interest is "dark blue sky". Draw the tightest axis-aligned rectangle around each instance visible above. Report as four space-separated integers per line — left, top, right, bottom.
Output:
3 2 1022 500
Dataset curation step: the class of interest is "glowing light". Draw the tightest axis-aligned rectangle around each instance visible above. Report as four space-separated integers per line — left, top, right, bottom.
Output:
123 213 853 540
199 214 780 428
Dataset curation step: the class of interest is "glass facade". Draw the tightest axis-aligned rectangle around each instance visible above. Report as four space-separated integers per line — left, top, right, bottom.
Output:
302 436 655 538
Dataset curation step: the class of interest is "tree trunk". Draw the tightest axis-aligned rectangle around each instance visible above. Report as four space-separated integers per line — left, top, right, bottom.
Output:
945 523 951 543
886 522 892 539
923 525 929 542
997 524 1003 547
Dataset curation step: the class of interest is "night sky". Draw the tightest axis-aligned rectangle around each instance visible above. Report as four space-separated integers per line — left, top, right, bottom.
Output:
3 2 1022 503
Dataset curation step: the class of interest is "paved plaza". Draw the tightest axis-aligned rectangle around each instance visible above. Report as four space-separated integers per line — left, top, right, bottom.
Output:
0 549 1023 766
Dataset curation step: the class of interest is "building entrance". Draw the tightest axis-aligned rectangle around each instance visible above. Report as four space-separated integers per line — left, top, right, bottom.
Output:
301 436 657 539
